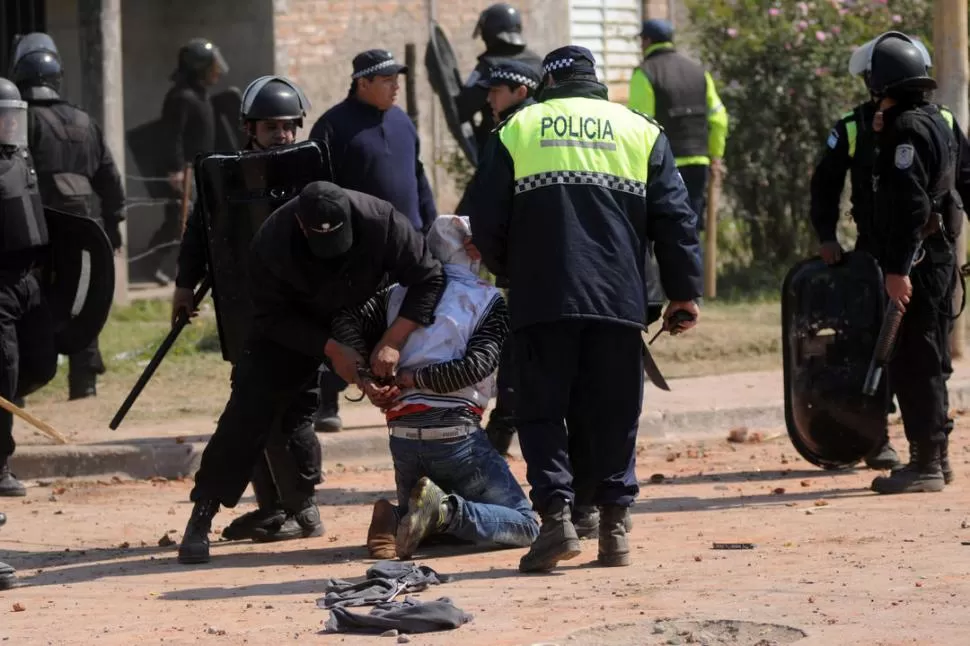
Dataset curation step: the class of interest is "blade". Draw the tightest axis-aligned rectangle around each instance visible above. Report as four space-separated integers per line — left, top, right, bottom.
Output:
641 341 670 391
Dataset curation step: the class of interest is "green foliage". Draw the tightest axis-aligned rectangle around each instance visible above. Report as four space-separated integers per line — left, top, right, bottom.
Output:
685 0 934 282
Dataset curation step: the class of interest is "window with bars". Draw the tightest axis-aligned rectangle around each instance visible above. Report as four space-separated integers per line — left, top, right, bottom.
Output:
568 0 642 98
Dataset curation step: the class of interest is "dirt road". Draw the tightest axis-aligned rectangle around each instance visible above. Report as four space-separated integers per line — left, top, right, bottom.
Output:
2 421 969 645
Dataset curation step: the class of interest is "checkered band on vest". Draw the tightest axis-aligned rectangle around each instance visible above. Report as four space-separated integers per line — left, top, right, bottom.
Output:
352 59 398 79
490 69 538 89
513 171 647 197
543 58 575 73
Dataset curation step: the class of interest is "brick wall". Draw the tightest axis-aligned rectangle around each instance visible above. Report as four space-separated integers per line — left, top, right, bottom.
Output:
273 0 568 211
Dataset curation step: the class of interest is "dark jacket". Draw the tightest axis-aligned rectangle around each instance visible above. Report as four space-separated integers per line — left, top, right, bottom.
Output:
161 80 215 174
248 189 444 359
812 101 970 251
309 97 436 233
464 79 703 331
457 44 543 156
25 99 126 249
873 102 960 275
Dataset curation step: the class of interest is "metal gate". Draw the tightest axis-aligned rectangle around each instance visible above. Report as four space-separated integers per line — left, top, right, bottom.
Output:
0 0 47 77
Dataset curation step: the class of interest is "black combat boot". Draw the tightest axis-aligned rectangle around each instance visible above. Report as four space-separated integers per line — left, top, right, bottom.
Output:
252 497 324 543
572 505 600 539
178 500 220 564
222 460 287 541
871 442 945 494
598 505 631 567
0 461 25 497
519 498 581 573
864 436 902 470
68 372 98 400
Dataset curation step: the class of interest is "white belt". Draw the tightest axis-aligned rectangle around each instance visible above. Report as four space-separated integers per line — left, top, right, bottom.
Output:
388 425 479 441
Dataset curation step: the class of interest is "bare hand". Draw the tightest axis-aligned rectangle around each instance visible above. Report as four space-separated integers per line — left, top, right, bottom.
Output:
885 274 912 312
663 301 700 334
395 369 416 389
362 380 400 411
168 170 186 194
370 342 402 379
325 340 366 385
463 235 482 261
819 241 843 265
171 287 198 327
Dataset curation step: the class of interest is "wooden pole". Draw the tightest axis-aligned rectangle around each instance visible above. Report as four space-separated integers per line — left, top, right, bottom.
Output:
178 163 193 237
934 0 969 358
704 169 720 298
0 396 69 445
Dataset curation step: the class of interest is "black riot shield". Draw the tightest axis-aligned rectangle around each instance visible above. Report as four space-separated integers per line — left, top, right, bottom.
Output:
211 87 244 153
196 140 332 364
781 250 889 470
425 22 479 167
42 207 116 355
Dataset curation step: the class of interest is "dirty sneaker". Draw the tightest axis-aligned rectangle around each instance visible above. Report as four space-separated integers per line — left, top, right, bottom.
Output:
396 477 452 559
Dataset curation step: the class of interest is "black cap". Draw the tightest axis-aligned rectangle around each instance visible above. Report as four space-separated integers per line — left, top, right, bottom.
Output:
351 49 408 79
867 32 936 96
473 4 525 46
639 19 674 42
484 59 541 91
542 46 598 81
297 182 353 259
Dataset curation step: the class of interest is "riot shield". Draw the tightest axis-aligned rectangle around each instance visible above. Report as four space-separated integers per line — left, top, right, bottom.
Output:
211 87 244 153
425 22 479 167
196 140 333 363
42 207 116 355
781 250 889 470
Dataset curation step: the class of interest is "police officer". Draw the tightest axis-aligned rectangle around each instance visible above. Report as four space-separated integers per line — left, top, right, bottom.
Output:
0 510 15 589
865 32 962 494
177 181 444 564
173 75 329 544
457 3 543 157
0 78 57 497
148 38 227 285
628 19 728 242
466 47 703 572
11 32 126 401
810 36 970 480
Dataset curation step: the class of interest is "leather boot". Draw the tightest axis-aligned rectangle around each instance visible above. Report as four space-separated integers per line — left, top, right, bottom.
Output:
0 561 16 590
872 442 945 494
572 505 600 539
252 497 324 543
0 461 25 497
519 498 581 573
223 457 287 541
864 436 901 470
367 499 399 559
598 505 631 567
178 500 220 564
68 372 98 401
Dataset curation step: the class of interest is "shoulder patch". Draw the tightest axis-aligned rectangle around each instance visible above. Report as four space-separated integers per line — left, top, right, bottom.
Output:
894 143 915 170
628 107 665 131
826 128 839 149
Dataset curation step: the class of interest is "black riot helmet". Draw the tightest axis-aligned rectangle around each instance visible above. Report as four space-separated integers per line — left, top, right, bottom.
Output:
473 3 525 47
0 77 28 149
866 31 937 98
172 38 229 82
240 76 311 127
9 32 62 100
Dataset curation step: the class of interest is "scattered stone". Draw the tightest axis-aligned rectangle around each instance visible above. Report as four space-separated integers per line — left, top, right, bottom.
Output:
206 626 226 635
650 474 665 484
727 427 748 443
772 487 786 495
11 603 25 612
801 480 811 487
118 542 130 549
693 555 702 562
814 500 829 507
380 629 399 637
962 519 969 529
158 534 176 547
397 636 411 644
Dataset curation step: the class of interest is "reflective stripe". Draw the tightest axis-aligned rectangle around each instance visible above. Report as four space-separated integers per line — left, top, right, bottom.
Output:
845 120 857 159
499 97 657 185
942 108 954 129
513 170 647 196
675 155 710 167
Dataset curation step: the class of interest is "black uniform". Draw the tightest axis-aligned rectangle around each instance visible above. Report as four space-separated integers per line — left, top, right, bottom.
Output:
179 186 444 563
24 97 125 396
458 45 542 157
872 102 960 455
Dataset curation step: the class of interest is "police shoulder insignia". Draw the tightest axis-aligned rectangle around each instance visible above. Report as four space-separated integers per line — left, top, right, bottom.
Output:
629 107 664 130
826 129 839 149
894 143 915 170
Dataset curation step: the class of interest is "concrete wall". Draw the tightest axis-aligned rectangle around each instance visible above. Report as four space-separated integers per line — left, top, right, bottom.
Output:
273 0 569 212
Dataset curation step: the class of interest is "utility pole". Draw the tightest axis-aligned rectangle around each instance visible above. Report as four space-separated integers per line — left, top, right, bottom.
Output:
934 0 968 358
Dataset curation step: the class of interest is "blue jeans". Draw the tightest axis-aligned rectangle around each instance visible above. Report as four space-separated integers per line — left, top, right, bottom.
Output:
390 430 539 548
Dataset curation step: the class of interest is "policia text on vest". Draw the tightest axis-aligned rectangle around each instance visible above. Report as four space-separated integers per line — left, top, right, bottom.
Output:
539 115 614 148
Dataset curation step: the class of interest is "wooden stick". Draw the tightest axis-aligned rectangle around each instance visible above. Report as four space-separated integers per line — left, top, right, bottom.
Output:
179 163 194 238
703 167 721 299
0 396 69 445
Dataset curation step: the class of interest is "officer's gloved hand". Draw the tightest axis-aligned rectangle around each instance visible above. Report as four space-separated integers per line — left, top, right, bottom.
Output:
819 241 843 265
106 224 123 252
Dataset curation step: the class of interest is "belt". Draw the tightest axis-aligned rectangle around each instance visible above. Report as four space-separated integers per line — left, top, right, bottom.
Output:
388 424 479 441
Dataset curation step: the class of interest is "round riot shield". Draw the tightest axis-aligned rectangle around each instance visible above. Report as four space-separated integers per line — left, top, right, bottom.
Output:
425 22 479 167
781 250 889 469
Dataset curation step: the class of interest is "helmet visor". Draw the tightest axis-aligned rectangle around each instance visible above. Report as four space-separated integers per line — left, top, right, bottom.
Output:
10 32 59 73
0 101 28 148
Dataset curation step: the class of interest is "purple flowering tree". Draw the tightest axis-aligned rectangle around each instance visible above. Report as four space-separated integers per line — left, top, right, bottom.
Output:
685 0 933 284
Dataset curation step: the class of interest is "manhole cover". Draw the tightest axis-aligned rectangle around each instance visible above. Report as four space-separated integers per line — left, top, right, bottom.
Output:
564 619 807 646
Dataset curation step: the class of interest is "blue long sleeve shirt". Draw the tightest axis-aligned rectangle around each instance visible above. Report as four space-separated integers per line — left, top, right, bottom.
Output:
310 96 437 233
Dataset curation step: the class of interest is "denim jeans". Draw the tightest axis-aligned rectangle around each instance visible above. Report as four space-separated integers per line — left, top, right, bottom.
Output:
390 430 539 547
